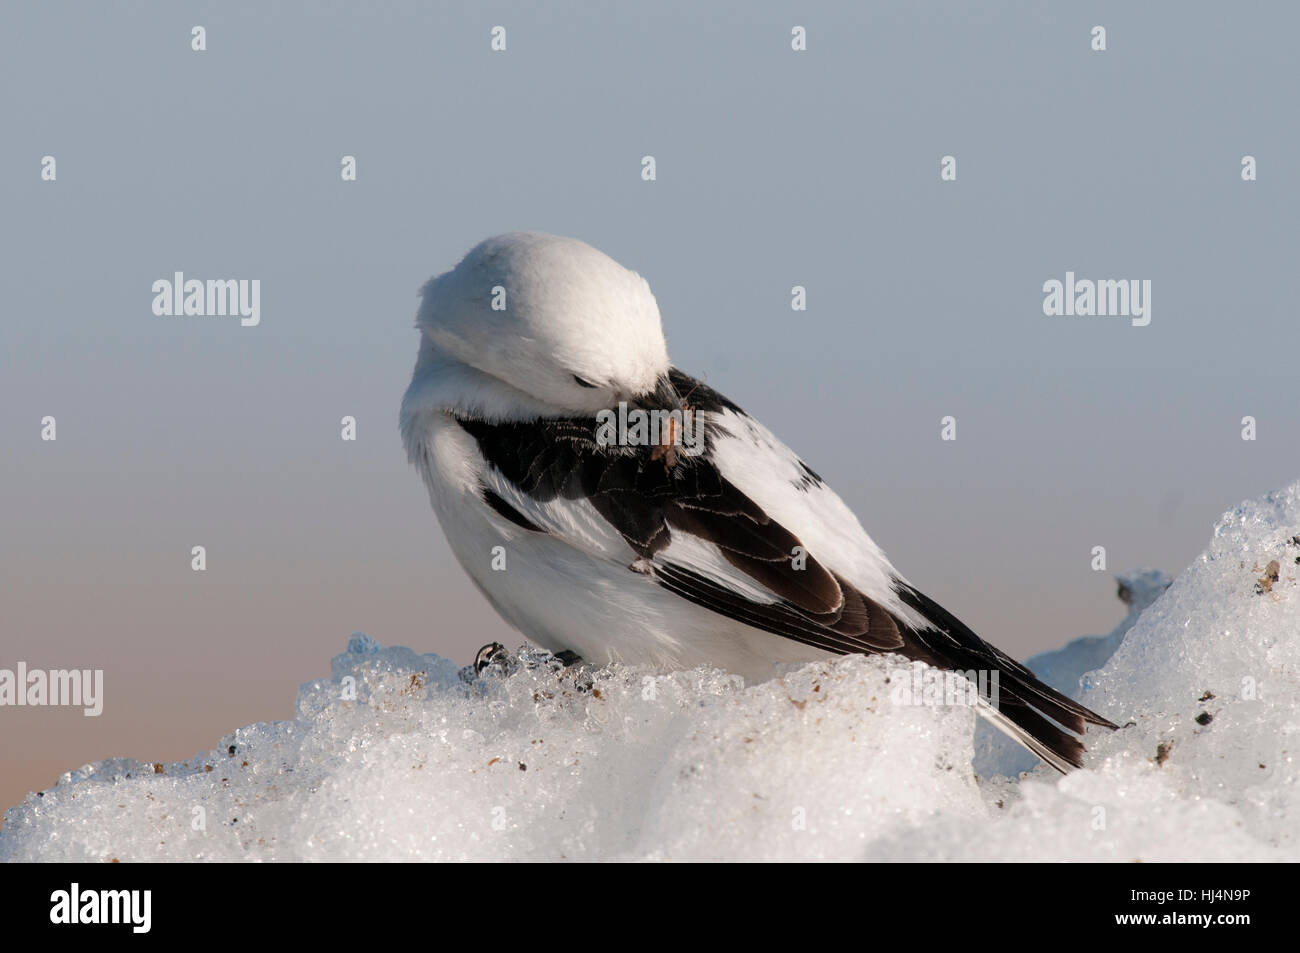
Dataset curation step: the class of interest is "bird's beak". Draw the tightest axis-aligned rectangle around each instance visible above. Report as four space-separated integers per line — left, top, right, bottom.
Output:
636 374 681 413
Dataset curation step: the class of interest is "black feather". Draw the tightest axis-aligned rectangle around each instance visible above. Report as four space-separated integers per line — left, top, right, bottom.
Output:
458 367 1115 772
480 486 545 533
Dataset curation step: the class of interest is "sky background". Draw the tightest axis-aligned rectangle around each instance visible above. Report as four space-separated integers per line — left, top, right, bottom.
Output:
2 1 1297 814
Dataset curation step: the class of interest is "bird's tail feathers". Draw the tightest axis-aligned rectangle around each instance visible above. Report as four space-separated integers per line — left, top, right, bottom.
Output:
896 581 1117 774
975 697 1080 775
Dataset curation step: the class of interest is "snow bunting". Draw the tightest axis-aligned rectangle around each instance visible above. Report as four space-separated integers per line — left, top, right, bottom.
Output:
401 232 1116 772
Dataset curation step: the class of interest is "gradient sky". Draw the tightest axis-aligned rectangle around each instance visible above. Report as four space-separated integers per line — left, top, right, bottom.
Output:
2 1 1297 813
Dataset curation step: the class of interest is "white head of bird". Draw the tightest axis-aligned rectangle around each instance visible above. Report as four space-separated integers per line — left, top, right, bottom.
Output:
413 232 674 418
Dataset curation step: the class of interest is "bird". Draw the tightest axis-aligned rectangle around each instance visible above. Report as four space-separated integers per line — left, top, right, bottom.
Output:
400 232 1117 773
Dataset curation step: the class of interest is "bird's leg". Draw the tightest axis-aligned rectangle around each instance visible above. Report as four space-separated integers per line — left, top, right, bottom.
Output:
464 643 590 693
474 643 580 673
472 641 513 676
551 650 593 694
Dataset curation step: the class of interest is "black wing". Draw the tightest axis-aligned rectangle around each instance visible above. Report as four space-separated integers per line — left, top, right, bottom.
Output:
456 368 903 652
459 367 1117 770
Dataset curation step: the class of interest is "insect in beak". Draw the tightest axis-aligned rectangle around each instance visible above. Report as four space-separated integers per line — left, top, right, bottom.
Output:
643 375 687 469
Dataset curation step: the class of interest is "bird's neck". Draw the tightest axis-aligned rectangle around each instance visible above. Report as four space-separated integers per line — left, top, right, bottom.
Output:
401 337 570 425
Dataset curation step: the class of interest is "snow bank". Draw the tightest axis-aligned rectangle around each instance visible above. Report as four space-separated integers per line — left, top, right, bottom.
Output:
4 483 1298 862
974 567 1171 778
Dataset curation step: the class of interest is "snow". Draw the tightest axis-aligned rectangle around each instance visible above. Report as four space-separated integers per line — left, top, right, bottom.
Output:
974 567 1171 778
3 483 1298 862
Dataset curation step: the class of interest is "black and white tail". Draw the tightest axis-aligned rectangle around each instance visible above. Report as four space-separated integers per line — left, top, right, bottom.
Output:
895 582 1118 773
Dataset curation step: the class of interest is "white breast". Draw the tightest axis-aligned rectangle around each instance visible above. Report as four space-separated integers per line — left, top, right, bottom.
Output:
404 410 832 681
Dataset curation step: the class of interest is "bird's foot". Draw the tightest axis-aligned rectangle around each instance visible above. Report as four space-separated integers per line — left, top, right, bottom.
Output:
550 650 592 693
517 646 591 691
457 641 516 683
462 643 589 690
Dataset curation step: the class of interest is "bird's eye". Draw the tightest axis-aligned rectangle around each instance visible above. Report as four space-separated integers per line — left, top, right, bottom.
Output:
572 374 598 388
